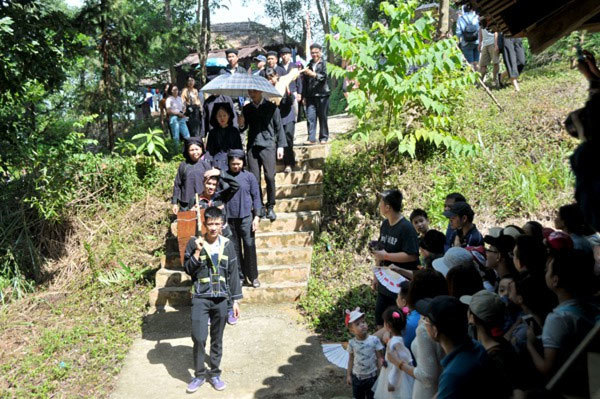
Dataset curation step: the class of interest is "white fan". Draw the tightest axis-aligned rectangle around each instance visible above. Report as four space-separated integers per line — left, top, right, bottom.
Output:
373 266 407 294
322 343 350 369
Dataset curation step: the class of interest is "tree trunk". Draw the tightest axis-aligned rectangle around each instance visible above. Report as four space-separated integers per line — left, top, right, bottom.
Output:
278 0 288 43
437 0 450 39
165 0 177 81
315 0 332 63
197 0 210 84
100 0 115 150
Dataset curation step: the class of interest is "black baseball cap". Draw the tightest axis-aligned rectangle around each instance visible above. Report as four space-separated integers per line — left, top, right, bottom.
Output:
415 295 467 336
483 234 515 253
443 201 473 218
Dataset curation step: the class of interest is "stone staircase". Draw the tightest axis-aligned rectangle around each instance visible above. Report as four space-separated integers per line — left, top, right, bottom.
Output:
149 143 328 309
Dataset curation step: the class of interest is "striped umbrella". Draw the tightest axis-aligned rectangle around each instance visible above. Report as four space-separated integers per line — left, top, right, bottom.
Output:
200 73 282 98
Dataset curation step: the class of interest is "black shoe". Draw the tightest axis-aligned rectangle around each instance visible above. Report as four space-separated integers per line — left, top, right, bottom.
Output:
252 279 261 288
267 207 277 221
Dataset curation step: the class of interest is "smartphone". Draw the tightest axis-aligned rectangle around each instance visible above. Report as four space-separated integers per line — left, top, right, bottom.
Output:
523 314 542 337
576 44 585 62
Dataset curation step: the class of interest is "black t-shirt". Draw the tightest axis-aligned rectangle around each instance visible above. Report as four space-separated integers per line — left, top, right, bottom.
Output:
377 217 419 297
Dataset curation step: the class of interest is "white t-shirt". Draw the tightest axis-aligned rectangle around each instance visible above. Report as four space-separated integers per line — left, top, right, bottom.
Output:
203 236 222 267
481 28 495 47
166 96 184 115
347 335 384 377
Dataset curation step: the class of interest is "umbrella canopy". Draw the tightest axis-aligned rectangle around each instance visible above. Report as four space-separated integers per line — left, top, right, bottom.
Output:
200 73 282 99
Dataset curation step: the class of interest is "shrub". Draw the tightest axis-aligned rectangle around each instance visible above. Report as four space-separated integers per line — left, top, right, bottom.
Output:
328 0 478 157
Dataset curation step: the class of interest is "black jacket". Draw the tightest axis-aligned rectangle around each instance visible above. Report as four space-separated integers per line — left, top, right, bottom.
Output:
172 159 212 207
303 60 330 97
241 100 286 149
184 235 242 301
205 126 243 172
259 65 286 79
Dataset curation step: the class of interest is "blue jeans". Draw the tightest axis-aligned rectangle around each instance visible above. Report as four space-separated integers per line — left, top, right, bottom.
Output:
169 115 190 146
306 96 329 142
461 43 480 63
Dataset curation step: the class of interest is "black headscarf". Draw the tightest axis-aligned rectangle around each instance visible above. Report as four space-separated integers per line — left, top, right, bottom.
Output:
209 102 235 129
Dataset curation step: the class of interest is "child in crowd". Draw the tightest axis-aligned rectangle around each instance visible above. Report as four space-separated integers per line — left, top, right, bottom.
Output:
409 209 430 238
225 149 262 288
372 307 414 399
418 230 445 269
346 308 385 399
195 169 239 238
171 137 211 214
183 206 242 393
205 104 243 172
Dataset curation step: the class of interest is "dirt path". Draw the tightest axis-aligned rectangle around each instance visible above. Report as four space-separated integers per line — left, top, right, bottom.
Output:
294 113 356 144
111 304 350 399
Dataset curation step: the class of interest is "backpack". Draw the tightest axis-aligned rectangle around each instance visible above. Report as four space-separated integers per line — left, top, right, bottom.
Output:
462 15 479 43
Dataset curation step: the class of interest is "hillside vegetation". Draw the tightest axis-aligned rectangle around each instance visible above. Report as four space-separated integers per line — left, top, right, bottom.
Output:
300 62 586 340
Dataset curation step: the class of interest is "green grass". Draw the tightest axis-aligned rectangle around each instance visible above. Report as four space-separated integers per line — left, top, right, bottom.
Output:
0 160 177 398
300 62 585 339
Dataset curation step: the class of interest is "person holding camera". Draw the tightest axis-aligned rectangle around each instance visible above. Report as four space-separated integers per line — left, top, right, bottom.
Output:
166 84 190 150
370 189 419 329
182 77 204 139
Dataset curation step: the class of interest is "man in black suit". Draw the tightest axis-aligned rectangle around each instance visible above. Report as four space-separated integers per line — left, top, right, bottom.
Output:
220 48 247 111
302 43 330 144
260 51 286 78
238 89 286 221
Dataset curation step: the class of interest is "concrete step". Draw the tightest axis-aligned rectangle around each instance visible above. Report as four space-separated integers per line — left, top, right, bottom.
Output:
149 281 306 306
255 231 313 248
292 144 329 160
149 286 191 308
275 157 324 173
241 281 306 303
274 183 323 199
273 196 322 213
258 264 310 284
256 246 312 266
258 211 320 233
155 264 310 288
274 170 323 185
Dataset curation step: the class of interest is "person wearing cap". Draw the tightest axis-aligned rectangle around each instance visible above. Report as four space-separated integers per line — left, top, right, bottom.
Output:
225 149 262 288
461 290 524 397
371 189 419 329
431 246 473 277
238 87 285 221
279 46 303 172
220 48 247 111
252 54 266 76
414 295 501 399
484 234 517 279
264 67 296 175
443 201 484 251
259 51 285 78
344 307 384 399
302 43 330 144
527 249 598 396
279 46 303 110
443 193 466 250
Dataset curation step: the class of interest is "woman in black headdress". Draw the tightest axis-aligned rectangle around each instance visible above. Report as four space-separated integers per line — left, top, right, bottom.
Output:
171 137 211 214
204 103 243 171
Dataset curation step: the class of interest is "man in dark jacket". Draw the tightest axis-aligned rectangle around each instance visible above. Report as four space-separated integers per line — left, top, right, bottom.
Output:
238 88 285 221
302 43 330 144
260 50 286 78
184 206 242 393
219 48 247 111
265 68 296 173
279 47 303 171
